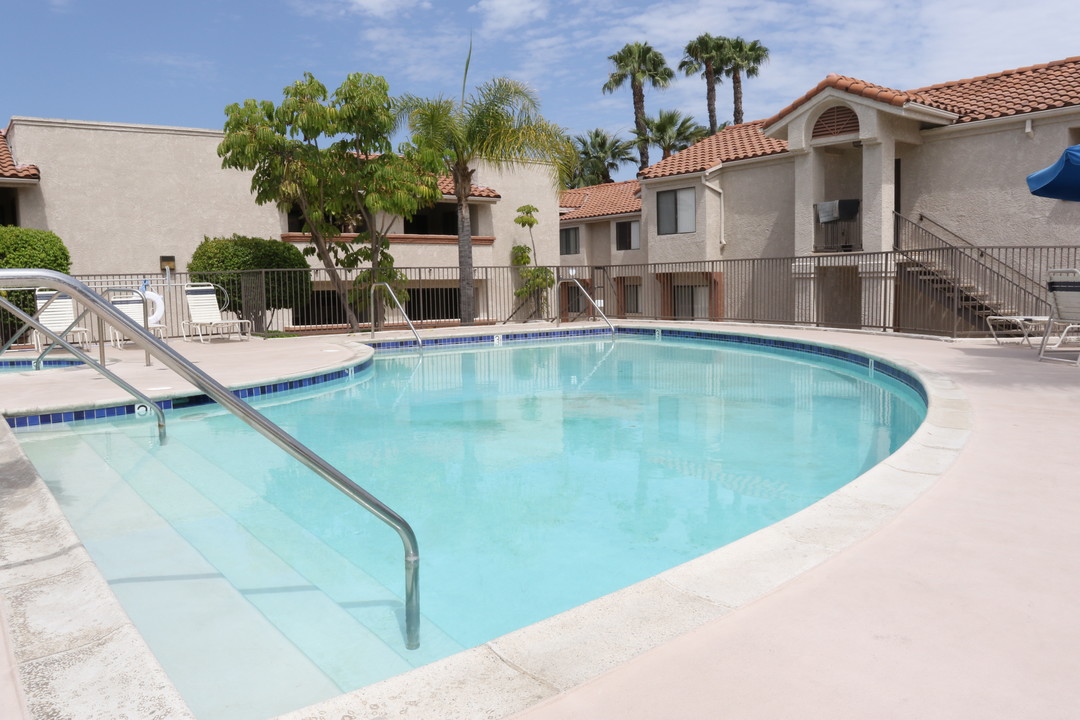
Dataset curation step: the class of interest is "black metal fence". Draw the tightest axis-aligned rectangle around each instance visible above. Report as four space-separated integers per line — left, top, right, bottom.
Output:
3 245 1078 347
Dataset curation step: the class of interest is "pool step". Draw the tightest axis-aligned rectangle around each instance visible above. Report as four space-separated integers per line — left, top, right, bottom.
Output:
18 426 460 715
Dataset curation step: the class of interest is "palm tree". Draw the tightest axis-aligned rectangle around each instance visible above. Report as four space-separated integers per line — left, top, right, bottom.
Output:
399 77 569 325
602 42 674 172
635 109 709 160
718 37 770 125
679 33 725 134
571 128 636 186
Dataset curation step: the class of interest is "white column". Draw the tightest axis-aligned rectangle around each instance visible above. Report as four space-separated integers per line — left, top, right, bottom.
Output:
792 149 823 256
860 136 895 253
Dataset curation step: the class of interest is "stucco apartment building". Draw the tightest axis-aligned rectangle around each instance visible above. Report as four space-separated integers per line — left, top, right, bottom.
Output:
559 55 1080 323
0 118 562 277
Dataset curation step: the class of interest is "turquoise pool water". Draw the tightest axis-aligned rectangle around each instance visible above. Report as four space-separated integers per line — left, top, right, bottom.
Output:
16 336 925 719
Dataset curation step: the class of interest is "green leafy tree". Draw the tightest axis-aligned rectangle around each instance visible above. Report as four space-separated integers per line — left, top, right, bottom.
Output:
187 234 311 332
399 67 570 325
570 129 636 187
509 206 553 320
679 33 726 134
0 227 71 343
718 37 770 125
218 72 442 332
602 42 674 172
635 109 709 160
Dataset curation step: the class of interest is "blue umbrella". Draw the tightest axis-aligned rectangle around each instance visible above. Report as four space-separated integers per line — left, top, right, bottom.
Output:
1027 145 1080 201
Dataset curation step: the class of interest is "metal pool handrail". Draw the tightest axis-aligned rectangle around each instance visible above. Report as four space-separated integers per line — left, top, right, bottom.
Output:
568 277 615 334
0 269 422 649
370 281 423 349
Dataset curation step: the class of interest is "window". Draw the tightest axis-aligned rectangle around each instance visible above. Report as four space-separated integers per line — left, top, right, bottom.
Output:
624 283 640 314
656 188 696 235
615 220 640 250
405 203 476 235
560 227 580 255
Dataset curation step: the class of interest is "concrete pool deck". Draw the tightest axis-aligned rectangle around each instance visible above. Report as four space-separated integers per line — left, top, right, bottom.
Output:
0 322 1077 718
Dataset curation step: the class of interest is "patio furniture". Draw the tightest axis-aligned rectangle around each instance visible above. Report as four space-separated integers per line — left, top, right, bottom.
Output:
986 314 1050 346
108 290 168 347
181 283 251 342
33 289 91 352
1037 268 1080 365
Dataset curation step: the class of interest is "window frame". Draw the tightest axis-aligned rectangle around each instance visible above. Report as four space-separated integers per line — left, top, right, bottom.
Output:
560 226 581 255
615 220 640 251
656 187 696 235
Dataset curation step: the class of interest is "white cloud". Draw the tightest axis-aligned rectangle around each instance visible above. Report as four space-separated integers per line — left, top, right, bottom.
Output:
287 0 428 20
469 0 548 35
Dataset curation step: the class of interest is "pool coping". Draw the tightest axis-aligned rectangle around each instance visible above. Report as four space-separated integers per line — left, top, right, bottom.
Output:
278 324 968 720
0 323 970 719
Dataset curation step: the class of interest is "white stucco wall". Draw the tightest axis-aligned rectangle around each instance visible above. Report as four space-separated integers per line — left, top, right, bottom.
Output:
7 117 283 275
902 112 1080 246
713 156 796 260
640 174 717 263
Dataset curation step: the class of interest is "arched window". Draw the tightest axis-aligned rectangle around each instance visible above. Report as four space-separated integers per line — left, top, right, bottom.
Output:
812 106 860 138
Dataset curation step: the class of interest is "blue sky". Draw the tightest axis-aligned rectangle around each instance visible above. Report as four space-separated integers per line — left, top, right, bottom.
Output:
9 0 1080 180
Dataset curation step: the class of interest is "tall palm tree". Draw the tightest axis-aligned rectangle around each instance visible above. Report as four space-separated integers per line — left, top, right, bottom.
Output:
602 42 674 172
635 109 709 160
679 33 725 134
718 37 770 125
399 77 569 325
571 128 636 186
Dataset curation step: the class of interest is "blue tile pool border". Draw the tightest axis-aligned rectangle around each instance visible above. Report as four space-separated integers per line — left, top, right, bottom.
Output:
4 356 374 429
6 325 928 428
0 359 84 370
370 325 927 406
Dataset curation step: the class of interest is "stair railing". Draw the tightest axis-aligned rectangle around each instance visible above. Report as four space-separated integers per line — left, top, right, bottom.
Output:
0 269 421 649
894 213 1049 317
370 282 423 350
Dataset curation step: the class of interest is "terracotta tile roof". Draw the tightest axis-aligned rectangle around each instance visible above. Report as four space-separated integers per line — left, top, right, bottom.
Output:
639 122 788 179
559 180 641 221
559 186 590 209
764 55 1080 128
0 129 39 180
436 175 500 198
642 55 1080 180
912 55 1080 123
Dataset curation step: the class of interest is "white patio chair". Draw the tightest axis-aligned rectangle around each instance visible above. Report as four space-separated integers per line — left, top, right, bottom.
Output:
108 290 168 348
33 289 91 352
1037 268 1080 365
986 314 1050 346
181 283 251 342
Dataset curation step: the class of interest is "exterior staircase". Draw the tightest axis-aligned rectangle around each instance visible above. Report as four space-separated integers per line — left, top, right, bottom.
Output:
893 213 1051 335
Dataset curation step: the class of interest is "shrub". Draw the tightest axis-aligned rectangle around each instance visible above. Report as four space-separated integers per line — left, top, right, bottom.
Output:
0 227 72 343
188 234 311 327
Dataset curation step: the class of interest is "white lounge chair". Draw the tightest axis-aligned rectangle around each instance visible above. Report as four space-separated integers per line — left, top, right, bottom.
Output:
1037 268 1080 365
182 282 251 342
986 314 1050 346
33 289 91 352
108 290 168 348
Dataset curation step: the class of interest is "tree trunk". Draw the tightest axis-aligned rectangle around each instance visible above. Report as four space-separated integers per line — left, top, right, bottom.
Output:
360 206 384 330
633 80 649 171
455 167 476 325
311 231 361 332
705 64 717 134
732 70 744 125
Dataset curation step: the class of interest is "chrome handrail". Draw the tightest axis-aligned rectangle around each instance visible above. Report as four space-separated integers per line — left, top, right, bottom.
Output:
0 290 167 442
370 281 423 350
0 269 422 649
568 277 615 334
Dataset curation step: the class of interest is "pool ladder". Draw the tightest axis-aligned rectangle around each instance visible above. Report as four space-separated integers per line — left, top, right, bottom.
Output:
0 269 422 649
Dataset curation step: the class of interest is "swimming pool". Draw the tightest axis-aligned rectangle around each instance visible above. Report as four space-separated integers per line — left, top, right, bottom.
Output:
14 332 926 719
